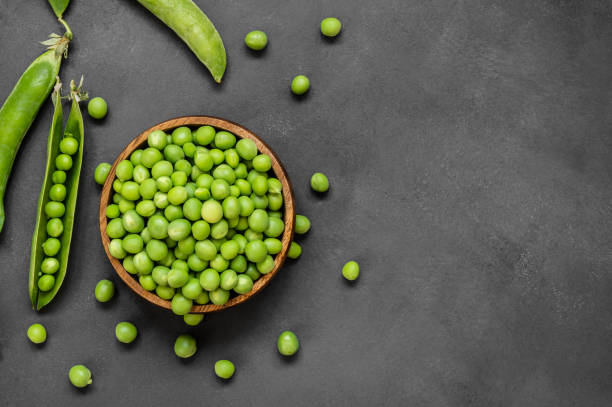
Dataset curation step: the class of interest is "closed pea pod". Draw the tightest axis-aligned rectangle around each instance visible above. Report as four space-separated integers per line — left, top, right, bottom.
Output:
29 79 86 310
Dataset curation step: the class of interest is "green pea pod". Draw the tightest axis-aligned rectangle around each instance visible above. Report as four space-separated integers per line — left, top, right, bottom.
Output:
29 79 87 311
0 33 70 234
48 0 70 19
135 0 226 83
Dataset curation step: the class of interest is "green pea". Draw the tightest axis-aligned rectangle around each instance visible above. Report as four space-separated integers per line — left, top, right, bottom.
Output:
136 200 156 217
172 127 193 146
167 186 188 206
236 216 249 231
133 251 154 274
156 176 173 192
59 138 76 157
123 256 137 274
195 240 217 261
210 179 229 200
245 29 267 50
151 266 170 286
195 291 210 304
219 269 238 290
209 148 225 165
220 240 240 260
171 293 193 315
210 253 229 271
224 149 240 168
267 178 282 194
148 130 168 150
109 238 127 259
168 267 190 288
230 254 247 273
168 219 192 241
44 201 65 218
209 288 229 305
151 160 173 179
174 334 197 358
106 204 120 219
164 205 183 221
234 274 253 294
145 239 168 261
268 193 283 211
194 150 214 172
171 171 188 187
52 170 67 184
288 241 302 259
248 209 269 233
245 240 267 263
277 330 299 356
310 172 329 192
121 181 141 201
234 179 250 196
183 198 202 221
88 96 108 119
115 322 138 344
37 274 55 291
213 164 235 184
164 144 185 163
245 263 261 281
183 142 197 158
174 158 192 174
192 220 211 240
263 216 284 238
42 238 61 256
139 179 158 200
55 154 73 171
118 198 135 214
27 323 47 344
95 279 115 302
133 165 150 184
178 236 196 255
41 257 59 274
211 220 229 240
123 234 144 254
200 268 220 291
154 192 169 209
257 255 275 274
130 149 143 166
156 285 175 300
196 173 214 189
214 360 235 379
141 227 152 244
252 154 272 172
146 215 168 239
187 253 208 272
94 163 111 185
122 210 145 233
291 75 310 95
184 313 204 326
264 238 282 255
113 179 123 193
342 260 359 281
320 17 342 37
251 193 268 209
141 147 164 168
245 229 263 242
116 160 134 181
238 196 255 217
234 163 248 179
68 365 92 388
46 218 64 237
159 251 176 267
141 274 158 291
194 125 215 146
252 175 268 196
182 277 203 299
295 214 311 234
201 200 223 223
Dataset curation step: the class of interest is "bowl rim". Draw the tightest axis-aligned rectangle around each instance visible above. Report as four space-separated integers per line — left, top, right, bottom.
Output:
99 115 295 313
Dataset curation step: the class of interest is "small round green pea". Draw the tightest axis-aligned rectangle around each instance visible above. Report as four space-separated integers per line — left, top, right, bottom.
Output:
194 150 214 172
123 256 137 274
209 288 230 305
41 257 59 274
171 293 193 315
69 364 92 388
257 255 275 274
133 251 154 274
214 131 236 150
148 130 168 150
267 178 282 194
264 216 284 238
183 142 197 158
164 144 185 164
141 148 164 168
27 323 47 344
37 274 55 291
225 149 240 168
174 334 197 358
172 127 193 146
342 260 360 281
310 172 329 192
209 149 225 165
277 330 299 356
252 154 272 172
94 163 111 185
201 200 223 224
130 149 143 166
121 181 141 201
181 277 203 299
168 267 190 288
214 360 235 379
116 160 134 181
156 285 175 300
195 126 215 146
122 209 145 233
171 171 188 187
320 17 342 37
264 238 282 255
46 218 64 237
234 274 253 294
88 96 108 119
55 154 73 171
115 322 138 344
133 165 150 184
295 214 311 234
49 184 66 202
42 238 61 256
152 160 173 179
268 193 283 211
95 279 115 302
59 137 79 155
245 240 267 263
248 209 269 233
106 218 126 239
106 204 120 219
288 241 302 259
291 75 310 95
184 313 204 326
195 291 210 304
109 238 127 259
44 201 65 218
52 170 67 184
219 269 238 290
122 234 144 254
245 29 268 51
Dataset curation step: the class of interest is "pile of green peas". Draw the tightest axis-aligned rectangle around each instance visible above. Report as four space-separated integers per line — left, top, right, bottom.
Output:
38 134 79 292
105 125 289 315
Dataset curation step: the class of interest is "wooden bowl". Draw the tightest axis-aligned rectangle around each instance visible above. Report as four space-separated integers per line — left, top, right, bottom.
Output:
99 116 295 313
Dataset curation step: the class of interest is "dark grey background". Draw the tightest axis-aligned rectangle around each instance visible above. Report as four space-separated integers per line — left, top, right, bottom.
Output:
1 0 612 405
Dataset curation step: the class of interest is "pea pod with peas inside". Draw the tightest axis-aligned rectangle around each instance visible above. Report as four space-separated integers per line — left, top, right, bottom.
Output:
29 79 87 311
0 32 71 234
135 0 226 83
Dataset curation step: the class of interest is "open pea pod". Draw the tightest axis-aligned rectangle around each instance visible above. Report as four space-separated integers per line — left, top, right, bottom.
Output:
29 79 86 311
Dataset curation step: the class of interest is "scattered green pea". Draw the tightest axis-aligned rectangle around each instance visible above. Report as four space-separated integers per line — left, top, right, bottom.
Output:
295 214 311 234
88 97 108 119
342 260 359 281
183 313 204 326
310 172 329 192
95 279 115 302
115 321 138 343
214 360 235 379
174 334 197 358
291 75 310 95
27 323 47 344
245 30 268 51
68 365 92 388
320 17 342 37
277 330 299 356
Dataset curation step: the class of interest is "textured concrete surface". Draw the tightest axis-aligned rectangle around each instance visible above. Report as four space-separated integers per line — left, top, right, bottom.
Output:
1 0 612 405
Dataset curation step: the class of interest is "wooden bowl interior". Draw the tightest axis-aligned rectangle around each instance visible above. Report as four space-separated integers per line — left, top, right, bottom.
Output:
99 116 295 313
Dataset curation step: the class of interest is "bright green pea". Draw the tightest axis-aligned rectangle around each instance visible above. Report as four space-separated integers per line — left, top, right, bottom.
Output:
209 149 225 165
135 200 156 217
252 154 272 172
187 253 208 272
232 234 247 253
320 17 342 37
257 255 275 274
53 170 67 184
148 130 168 150
234 274 253 294
44 201 65 218
267 177 282 194
164 144 185 164
27 323 47 344
214 131 236 150
211 220 229 240
192 220 211 240
310 172 329 192
167 186 188 206
130 149 143 166
185 182 196 198
245 29 267 51
123 256 137 274
106 204 120 219
174 334 197 358
184 313 204 326
172 127 193 146
140 275 156 293
178 236 196 255
109 238 127 259
230 254 247 273
118 198 135 214
171 293 193 315
115 322 138 344
210 253 229 271
152 266 170 286
141 227 152 244
195 291 209 304
95 279 115 302
182 277 203 299
164 205 183 221
168 267 190 288
268 193 283 211
147 215 169 239
146 239 169 261
236 217 249 231
195 125 215 146
277 331 299 356
37 274 55 291
183 142 197 158
295 214 311 234
288 242 302 259
213 164 235 185
194 187 210 201
68 365 92 388
168 219 191 241
122 210 145 233
251 193 268 209
183 198 202 221
264 238 282 255
156 176 173 192
210 179 230 201
201 200 223 223
234 163 248 179
133 251 154 274
138 179 158 200
41 257 59 274
224 149 240 168
209 288 230 305
264 216 284 238
244 263 261 281
252 175 268 196
214 360 235 379
195 240 217 261
113 180 124 196
152 160 173 179
175 159 192 175
55 154 72 171
141 147 164 168
194 150 214 172
245 240 267 263
94 163 111 185
116 160 134 181
342 260 360 281
238 196 254 217
156 285 175 299
59 137 78 155
133 165 150 184
220 240 239 260
245 229 263 242
219 269 238 290
248 209 269 233
121 181 141 201
199 268 220 291
46 218 64 237
291 75 310 95
42 238 61 256
88 96 108 119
